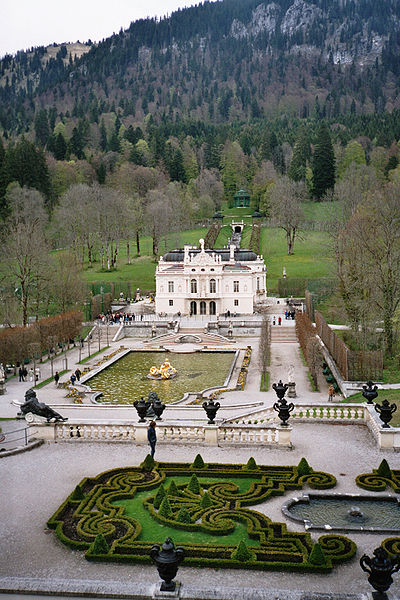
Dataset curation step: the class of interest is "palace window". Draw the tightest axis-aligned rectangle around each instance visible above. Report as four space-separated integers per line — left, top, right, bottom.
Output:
234 299 239 306
233 280 239 293
191 279 197 294
169 299 174 306
168 281 174 293
210 278 216 293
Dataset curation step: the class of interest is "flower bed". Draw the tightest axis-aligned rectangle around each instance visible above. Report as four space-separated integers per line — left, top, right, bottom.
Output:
47 456 356 572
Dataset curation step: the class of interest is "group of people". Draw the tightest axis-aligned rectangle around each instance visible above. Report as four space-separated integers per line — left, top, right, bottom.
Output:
70 368 82 386
18 366 40 382
96 312 144 323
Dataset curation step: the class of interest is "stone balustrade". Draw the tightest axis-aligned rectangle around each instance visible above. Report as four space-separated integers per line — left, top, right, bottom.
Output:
30 420 291 448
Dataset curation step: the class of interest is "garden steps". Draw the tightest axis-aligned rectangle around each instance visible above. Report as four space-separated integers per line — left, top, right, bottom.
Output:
270 327 297 343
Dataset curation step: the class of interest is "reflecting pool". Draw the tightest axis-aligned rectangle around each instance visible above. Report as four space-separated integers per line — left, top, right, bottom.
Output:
86 351 235 404
283 494 400 532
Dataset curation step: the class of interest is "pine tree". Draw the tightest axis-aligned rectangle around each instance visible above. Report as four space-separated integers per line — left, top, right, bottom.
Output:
312 123 335 199
288 125 311 182
54 132 67 161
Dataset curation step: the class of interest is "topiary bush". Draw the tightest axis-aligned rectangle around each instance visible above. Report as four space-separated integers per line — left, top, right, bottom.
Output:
140 454 155 472
158 496 172 518
191 454 205 469
243 457 258 470
87 534 109 556
308 543 327 566
176 507 193 524
231 540 255 562
356 461 400 493
153 484 166 509
186 473 201 495
297 458 311 476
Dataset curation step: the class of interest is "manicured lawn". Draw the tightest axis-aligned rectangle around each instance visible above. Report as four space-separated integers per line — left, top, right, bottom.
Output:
301 200 342 222
214 225 232 248
260 227 334 294
343 389 400 427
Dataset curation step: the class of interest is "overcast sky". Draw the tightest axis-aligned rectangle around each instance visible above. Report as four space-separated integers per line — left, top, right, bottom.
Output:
1 0 220 58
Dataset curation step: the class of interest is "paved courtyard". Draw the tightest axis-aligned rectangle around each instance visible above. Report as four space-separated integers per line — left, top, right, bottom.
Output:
0 316 399 599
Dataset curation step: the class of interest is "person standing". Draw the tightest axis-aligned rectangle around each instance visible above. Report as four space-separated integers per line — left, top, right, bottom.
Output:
22 367 28 381
278 316 282 326
54 371 60 386
147 421 157 458
328 384 335 402
70 373 76 386
18 367 24 382
75 368 81 382
28 368 34 382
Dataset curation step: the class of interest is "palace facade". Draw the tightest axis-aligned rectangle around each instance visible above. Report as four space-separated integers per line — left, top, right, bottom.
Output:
155 239 266 316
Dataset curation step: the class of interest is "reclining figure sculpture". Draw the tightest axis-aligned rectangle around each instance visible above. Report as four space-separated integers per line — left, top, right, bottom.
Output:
19 389 68 422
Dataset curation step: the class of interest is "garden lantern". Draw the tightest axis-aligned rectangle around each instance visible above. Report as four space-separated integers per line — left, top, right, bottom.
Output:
362 381 378 404
360 546 400 596
150 537 185 592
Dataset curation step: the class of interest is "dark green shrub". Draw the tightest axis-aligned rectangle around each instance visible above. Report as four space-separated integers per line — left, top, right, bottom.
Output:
297 458 311 477
243 457 258 470
87 534 109 555
377 459 392 480
167 480 180 496
201 491 213 508
309 543 327 566
231 540 254 562
186 474 201 495
153 484 166 509
176 507 192 524
71 484 85 500
158 496 172 518
140 454 155 472
191 454 205 469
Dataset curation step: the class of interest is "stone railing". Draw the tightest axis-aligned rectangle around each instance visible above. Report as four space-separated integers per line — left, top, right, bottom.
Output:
223 403 400 450
29 420 292 448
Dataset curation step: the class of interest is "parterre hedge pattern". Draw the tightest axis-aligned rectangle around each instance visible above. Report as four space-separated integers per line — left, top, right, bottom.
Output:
47 457 356 572
356 460 400 493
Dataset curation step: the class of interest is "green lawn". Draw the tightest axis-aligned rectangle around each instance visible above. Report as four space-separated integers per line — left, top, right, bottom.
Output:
260 227 334 294
343 389 400 427
82 228 207 292
301 200 342 222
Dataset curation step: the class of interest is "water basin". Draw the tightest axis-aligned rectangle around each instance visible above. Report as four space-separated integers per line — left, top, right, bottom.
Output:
85 350 235 404
282 493 400 533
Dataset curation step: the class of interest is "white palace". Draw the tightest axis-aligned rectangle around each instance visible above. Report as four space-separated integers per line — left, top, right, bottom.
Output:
155 238 267 316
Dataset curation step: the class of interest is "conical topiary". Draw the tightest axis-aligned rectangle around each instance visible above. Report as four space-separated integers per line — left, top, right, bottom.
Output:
309 542 327 566
168 480 180 496
191 454 205 469
88 533 109 555
377 459 392 480
297 457 312 477
231 540 254 562
140 454 155 472
153 485 166 509
158 496 172 518
71 484 85 500
243 457 258 470
186 473 201 495
201 491 213 508
176 507 192 524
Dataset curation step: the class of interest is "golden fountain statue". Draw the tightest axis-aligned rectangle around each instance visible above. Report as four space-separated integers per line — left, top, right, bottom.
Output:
147 358 177 380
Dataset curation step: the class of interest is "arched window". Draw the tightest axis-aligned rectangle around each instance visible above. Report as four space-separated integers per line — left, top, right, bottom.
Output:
191 279 197 294
210 301 216 315
200 301 207 315
209 278 216 294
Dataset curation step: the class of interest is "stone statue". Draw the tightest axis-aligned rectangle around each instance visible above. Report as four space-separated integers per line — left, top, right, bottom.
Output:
19 389 68 423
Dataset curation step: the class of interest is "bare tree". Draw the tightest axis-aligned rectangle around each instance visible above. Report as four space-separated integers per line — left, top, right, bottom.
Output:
0 186 49 326
269 177 306 255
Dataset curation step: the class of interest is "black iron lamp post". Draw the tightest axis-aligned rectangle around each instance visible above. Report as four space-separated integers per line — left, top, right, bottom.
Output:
133 397 151 422
150 537 185 592
272 380 289 401
362 381 379 404
273 397 294 427
360 546 400 598
202 397 220 424
374 399 397 428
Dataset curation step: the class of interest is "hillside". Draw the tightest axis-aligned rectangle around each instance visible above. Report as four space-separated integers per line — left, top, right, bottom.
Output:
1 0 400 137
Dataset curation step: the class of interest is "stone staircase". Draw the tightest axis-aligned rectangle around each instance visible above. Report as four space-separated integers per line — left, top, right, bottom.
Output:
270 326 297 343
144 326 234 347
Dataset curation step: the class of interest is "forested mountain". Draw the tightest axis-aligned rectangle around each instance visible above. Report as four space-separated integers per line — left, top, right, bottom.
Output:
1 0 400 137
